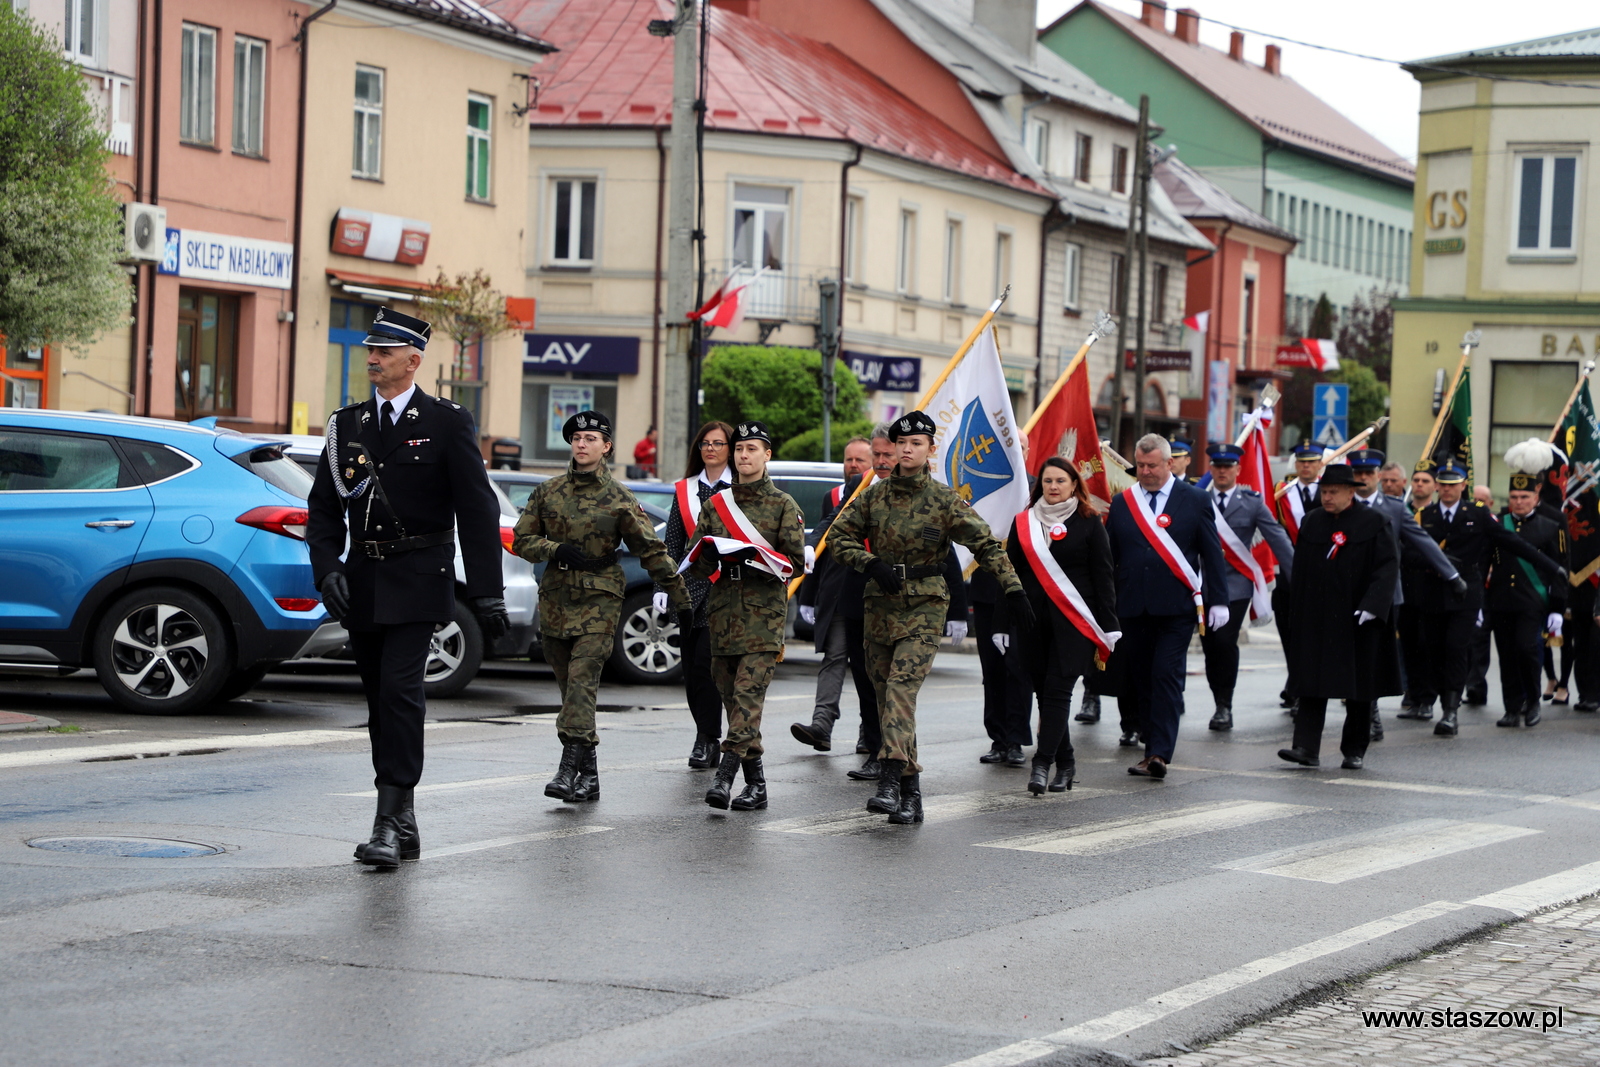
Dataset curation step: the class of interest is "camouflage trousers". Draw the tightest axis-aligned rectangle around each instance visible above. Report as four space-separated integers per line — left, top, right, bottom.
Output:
711 651 777 759
544 632 612 744
864 635 939 775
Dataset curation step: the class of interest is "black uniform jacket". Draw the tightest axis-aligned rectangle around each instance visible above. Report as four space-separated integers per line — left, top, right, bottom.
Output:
1487 508 1569 614
1287 503 1400 701
1002 507 1119 681
307 389 503 629
1415 499 1564 613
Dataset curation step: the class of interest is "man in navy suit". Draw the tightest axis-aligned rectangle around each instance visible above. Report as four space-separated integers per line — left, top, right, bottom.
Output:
1106 434 1231 778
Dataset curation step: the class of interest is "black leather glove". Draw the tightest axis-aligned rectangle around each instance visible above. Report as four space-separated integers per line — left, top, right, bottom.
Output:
1448 575 1468 597
698 540 722 564
552 543 588 569
1006 590 1036 635
471 596 510 642
864 558 902 594
318 572 350 622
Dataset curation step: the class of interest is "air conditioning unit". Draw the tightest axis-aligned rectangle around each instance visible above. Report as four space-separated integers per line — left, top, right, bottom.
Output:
122 202 167 262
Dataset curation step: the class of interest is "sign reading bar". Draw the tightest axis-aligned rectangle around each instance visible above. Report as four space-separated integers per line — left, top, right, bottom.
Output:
843 351 921 393
1123 349 1193 371
524 333 639 376
159 228 294 289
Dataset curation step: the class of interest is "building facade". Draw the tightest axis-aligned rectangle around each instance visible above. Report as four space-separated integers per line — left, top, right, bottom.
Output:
1391 29 1600 494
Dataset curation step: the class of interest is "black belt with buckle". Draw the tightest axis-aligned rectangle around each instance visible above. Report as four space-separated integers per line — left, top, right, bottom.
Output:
556 550 619 571
722 562 779 582
885 562 943 580
353 529 455 560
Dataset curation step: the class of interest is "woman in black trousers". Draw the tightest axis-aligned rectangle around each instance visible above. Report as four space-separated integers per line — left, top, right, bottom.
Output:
999 457 1120 793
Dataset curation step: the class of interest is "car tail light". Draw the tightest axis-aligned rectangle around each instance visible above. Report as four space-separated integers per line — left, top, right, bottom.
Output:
501 524 517 555
237 505 309 540
275 598 320 612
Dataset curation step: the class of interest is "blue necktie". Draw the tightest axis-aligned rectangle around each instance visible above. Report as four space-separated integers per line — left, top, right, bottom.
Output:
1148 490 1159 512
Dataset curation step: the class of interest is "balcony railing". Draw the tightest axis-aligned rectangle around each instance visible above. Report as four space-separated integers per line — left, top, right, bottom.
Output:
704 260 830 325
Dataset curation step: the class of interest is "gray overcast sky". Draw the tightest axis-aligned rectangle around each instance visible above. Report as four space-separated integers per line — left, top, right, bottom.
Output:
1036 0 1600 162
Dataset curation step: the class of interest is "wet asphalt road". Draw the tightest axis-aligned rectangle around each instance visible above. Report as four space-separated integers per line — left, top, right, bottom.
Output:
2 635 1599 1067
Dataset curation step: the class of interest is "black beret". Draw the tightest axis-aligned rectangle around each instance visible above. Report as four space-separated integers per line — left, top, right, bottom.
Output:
889 410 937 441
562 410 613 442
734 420 772 446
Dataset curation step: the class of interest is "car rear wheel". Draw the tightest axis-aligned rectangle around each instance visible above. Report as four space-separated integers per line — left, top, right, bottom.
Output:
92 587 232 713
608 589 683 684
423 600 483 699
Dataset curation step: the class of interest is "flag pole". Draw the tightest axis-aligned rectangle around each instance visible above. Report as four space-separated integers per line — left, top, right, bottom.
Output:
1023 310 1115 435
787 286 1012 597
1414 330 1480 472
1549 359 1597 444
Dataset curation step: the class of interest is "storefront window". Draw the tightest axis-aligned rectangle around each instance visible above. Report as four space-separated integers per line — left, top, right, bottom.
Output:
521 380 618 465
175 289 238 420
1489 360 1576 493
326 298 378 410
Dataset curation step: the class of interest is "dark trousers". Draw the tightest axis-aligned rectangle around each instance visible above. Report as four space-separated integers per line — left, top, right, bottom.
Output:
1571 583 1600 704
1199 597 1251 703
1293 698 1372 760
1465 612 1493 700
1397 604 1426 697
348 622 434 789
1034 664 1079 766
1416 606 1477 702
1491 609 1545 712
842 616 881 751
973 600 1034 747
1123 612 1195 762
1273 584 1295 698
683 623 721 740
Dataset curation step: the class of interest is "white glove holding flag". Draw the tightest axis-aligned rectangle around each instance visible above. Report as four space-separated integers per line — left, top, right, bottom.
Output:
992 633 1010 654
946 620 967 645
1355 610 1377 625
799 605 816 625
1547 612 1564 636
1105 630 1123 650
652 591 669 616
804 544 816 575
1207 606 1230 631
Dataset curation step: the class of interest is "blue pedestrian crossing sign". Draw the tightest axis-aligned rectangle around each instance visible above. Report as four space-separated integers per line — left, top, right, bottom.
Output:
1312 383 1349 447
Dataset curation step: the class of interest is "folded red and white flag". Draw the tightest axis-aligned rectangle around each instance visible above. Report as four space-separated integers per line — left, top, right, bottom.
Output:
676 488 794 580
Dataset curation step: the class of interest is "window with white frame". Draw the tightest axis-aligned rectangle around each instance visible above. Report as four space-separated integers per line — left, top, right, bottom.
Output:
353 66 382 178
1062 241 1082 310
62 0 99 64
897 208 917 294
549 177 597 265
466 94 492 201
1514 152 1581 254
844 195 863 283
1026 118 1050 170
232 35 266 157
994 229 1013 298
179 23 216 145
943 218 963 303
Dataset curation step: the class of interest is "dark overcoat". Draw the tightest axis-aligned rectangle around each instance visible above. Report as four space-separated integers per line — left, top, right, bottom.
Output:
1287 503 1401 700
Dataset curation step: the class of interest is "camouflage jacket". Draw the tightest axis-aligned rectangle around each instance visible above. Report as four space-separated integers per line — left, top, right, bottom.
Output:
829 466 1020 642
513 462 688 638
688 474 805 655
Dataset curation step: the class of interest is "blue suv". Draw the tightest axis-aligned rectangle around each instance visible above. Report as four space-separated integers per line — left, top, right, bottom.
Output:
0 410 331 713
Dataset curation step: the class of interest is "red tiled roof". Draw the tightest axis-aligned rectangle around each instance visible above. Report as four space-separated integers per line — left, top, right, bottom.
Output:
1069 1 1414 185
488 0 1048 195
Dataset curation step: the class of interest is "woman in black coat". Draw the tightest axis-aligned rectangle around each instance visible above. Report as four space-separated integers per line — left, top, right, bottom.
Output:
999 457 1120 793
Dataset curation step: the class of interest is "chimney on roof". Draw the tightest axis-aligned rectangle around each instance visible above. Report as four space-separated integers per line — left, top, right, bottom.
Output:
974 0 1037 62
709 0 761 16
1174 8 1198 44
1228 30 1244 61
1263 43 1281 75
1140 1 1167 30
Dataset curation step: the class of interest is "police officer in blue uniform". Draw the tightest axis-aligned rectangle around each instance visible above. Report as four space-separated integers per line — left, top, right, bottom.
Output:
1168 439 1198 485
307 307 507 867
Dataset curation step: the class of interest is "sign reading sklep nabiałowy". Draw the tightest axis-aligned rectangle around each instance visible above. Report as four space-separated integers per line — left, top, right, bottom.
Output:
158 228 294 290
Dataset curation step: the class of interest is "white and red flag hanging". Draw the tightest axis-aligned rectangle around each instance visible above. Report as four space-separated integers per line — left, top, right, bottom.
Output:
1274 338 1341 373
1182 310 1210 333
686 267 766 332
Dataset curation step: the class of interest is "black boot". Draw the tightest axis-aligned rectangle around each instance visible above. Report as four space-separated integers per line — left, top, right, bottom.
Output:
544 742 580 801
1208 700 1233 731
1523 700 1542 727
688 735 716 769
355 786 421 862
1370 704 1384 742
1075 693 1101 723
704 750 739 809
847 756 880 781
569 744 599 803
855 726 870 755
1434 693 1461 736
888 772 923 824
360 785 411 867
1398 700 1434 721
1028 758 1050 795
790 714 833 752
1496 705 1522 727
866 758 906 813
730 758 767 810
1049 760 1075 792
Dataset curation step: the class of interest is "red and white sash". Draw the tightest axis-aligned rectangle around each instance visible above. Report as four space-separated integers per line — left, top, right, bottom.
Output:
1015 511 1117 669
677 488 794 580
1279 481 1316 543
828 484 844 510
1123 485 1203 612
1212 497 1272 621
674 478 700 540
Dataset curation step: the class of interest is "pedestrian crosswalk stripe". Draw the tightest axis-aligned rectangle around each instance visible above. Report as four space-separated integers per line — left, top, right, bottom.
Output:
973 800 1315 857
422 825 612 859
333 759 685 797
1218 819 1540 884
760 788 1114 836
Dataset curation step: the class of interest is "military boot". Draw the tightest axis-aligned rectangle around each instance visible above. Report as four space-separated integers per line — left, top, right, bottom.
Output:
569 744 599 803
360 785 411 868
730 758 767 810
544 742 580 801
1075 692 1101 724
1523 700 1542 727
888 773 923 824
704 750 740 809
1434 692 1461 736
355 786 421 862
846 756 880 781
866 758 906 814
1208 699 1233 731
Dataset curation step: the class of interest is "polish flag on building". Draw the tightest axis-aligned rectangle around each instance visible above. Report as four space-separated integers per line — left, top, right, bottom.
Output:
1026 347 1111 512
686 268 764 332
1182 310 1210 333
1275 338 1341 373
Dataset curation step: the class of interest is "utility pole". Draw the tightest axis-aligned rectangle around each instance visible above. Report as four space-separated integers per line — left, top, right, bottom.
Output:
1109 94 1148 453
1133 117 1153 443
816 279 840 461
657 0 699 479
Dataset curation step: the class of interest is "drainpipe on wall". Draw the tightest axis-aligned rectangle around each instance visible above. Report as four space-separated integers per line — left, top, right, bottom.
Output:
836 143 862 388
652 126 667 437
128 0 151 412
141 0 168 417
289 0 339 433
1032 206 1055 410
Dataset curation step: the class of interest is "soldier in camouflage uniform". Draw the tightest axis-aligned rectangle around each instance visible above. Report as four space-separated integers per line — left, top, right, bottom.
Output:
686 420 805 811
829 410 1033 823
513 410 690 803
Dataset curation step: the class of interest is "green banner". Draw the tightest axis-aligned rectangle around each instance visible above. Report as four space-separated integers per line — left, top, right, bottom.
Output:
1422 365 1473 480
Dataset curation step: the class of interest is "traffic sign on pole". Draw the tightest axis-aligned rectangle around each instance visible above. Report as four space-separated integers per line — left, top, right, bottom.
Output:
1311 383 1348 448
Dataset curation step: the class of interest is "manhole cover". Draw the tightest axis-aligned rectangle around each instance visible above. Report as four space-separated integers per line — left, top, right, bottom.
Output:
26 836 223 858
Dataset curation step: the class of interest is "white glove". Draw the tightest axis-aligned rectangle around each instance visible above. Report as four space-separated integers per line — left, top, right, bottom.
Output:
1207 605 1230 631
1104 630 1123 650
992 632 1010 654
1548 612 1564 636
1355 610 1377 625
946 620 967 644
1476 610 1484 628
651 591 669 616
804 544 816 574
799 605 816 625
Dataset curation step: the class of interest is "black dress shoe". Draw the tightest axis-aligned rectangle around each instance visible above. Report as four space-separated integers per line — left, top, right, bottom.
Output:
569 744 599 803
1495 708 1521 727
1523 702 1542 727
1576 701 1600 713
1208 705 1233 731
887 773 923 824
978 743 1006 764
1118 730 1140 747
1341 755 1364 770
1004 745 1026 767
1279 689 1295 709
355 787 420 862
1434 709 1459 736
704 751 739 809
847 756 880 781
1027 761 1049 795
1075 693 1101 723
730 758 767 810
544 743 580 801
1048 761 1075 792
789 718 832 752
688 735 716 769
1278 747 1319 767
866 759 905 814
1464 689 1488 706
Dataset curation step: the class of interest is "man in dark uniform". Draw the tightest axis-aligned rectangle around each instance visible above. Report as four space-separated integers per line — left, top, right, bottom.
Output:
1413 464 1565 737
1488 472 1569 727
1168 439 1198 484
307 307 508 867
